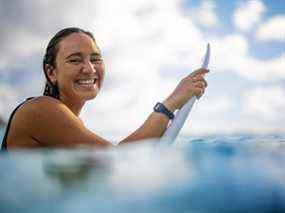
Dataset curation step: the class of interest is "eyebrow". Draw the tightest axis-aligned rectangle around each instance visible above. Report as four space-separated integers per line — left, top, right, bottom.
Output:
65 52 102 60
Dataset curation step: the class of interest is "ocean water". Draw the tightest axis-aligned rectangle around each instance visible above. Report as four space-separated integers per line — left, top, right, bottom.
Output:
0 128 4 145
0 134 285 213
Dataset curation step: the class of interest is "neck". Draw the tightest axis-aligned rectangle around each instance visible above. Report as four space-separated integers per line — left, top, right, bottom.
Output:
59 95 85 116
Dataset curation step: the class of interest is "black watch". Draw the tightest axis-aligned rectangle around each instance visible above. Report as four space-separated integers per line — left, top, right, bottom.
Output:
153 102 175 120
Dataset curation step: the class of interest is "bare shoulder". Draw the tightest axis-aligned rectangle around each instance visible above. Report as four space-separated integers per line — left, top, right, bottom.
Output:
12 96 79 143
22 96 67 112
15 96 78 128
12 96 110 148
17 96 73 121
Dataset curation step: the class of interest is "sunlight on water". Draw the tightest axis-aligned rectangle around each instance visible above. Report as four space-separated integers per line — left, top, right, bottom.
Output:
0 135 285 213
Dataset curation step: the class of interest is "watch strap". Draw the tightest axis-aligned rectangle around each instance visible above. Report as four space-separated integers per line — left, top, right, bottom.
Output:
153 102 175 120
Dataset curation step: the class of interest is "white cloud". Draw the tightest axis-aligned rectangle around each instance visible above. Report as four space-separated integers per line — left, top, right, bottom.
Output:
211 34 285 81
256 15 285 42
0 31 43 70
242 85 285 122
0 85 20 121
179 96 236 135
180 85 285 135
0 0 103 70
212 34 248 70
232 85 285 134
190 0 219 28
233 0 266 32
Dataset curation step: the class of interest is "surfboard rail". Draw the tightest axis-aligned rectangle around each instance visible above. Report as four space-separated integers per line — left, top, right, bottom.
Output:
161 43 211 145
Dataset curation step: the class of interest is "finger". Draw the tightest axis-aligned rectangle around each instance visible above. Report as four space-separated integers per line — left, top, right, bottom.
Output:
194 82 204 89
186 74 207 83
192 76 208 86
193 87 204 96
190 68 209 77
197 93 204 99
192 75 202 82
193 79 208 88
196 88 205 99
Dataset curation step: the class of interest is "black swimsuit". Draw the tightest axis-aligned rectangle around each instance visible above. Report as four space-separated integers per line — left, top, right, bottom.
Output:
1 98 34 151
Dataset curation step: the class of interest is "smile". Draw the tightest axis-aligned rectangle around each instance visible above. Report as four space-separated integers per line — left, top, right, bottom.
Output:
75 77 99 87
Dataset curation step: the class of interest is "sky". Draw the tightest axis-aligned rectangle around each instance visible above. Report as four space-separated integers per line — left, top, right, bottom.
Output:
0 0 284 141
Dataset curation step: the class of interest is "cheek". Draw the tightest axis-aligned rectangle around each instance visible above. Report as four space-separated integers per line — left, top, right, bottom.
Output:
56 70 74 88
93 63 105 88
99 64 105 81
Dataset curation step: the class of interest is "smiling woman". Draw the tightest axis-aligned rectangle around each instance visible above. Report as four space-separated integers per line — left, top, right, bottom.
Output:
1 27 208 150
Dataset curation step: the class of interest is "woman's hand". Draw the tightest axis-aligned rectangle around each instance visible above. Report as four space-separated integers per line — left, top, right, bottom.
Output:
121 68 209 144
163 68 209 111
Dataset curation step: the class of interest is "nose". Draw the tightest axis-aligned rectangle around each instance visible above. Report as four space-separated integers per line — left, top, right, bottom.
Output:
82 60 96 74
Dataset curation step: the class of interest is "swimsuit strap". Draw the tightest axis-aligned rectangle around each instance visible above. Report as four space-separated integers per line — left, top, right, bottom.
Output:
1 97 34 151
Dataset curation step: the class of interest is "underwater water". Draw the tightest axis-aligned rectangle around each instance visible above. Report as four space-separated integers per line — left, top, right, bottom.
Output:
0 134 285 213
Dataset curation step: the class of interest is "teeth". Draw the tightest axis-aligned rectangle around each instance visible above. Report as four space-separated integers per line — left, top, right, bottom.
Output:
77 79 94 84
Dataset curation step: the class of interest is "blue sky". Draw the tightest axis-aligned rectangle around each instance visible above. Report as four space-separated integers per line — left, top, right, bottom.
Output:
185 0 285 58
0 0 284 141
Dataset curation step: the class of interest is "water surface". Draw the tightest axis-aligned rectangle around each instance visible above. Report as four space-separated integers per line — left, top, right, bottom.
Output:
0 134 285 213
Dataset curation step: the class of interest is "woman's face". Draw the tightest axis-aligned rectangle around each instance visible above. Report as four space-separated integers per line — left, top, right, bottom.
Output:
48 32 105 102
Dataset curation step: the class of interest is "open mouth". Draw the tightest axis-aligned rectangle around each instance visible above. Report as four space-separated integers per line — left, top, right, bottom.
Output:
75 77 99 88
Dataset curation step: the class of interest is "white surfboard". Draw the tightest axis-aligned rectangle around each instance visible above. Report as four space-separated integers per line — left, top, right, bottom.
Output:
161 43 211 145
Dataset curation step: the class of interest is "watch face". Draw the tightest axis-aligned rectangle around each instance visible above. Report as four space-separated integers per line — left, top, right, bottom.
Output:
154 103 160 111
153 103 174 119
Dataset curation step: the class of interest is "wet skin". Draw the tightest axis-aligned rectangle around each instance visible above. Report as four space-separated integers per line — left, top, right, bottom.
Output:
47 33 105 115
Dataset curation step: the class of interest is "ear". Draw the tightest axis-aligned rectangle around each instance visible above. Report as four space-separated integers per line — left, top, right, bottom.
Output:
45 64 57 84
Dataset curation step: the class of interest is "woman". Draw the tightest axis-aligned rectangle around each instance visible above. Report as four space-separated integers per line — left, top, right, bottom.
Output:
1 27 208 150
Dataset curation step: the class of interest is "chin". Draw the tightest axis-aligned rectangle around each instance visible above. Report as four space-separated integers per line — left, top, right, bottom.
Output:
72 82 101 102
78 89 99 102
85 93 98 101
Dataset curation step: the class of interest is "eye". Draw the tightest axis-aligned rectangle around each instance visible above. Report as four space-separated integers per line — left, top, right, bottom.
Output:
68 58 82 64
91 57 103 64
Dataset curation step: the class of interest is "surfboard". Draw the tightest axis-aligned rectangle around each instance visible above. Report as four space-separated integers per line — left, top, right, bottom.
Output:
161 43 211 145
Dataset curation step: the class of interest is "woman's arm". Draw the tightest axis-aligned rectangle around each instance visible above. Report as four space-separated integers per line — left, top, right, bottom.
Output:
119 98 176 144
119 68 209 144
12 68 207 149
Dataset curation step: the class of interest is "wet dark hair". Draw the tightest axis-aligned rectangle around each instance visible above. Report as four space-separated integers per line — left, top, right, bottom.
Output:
43 27 96 99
